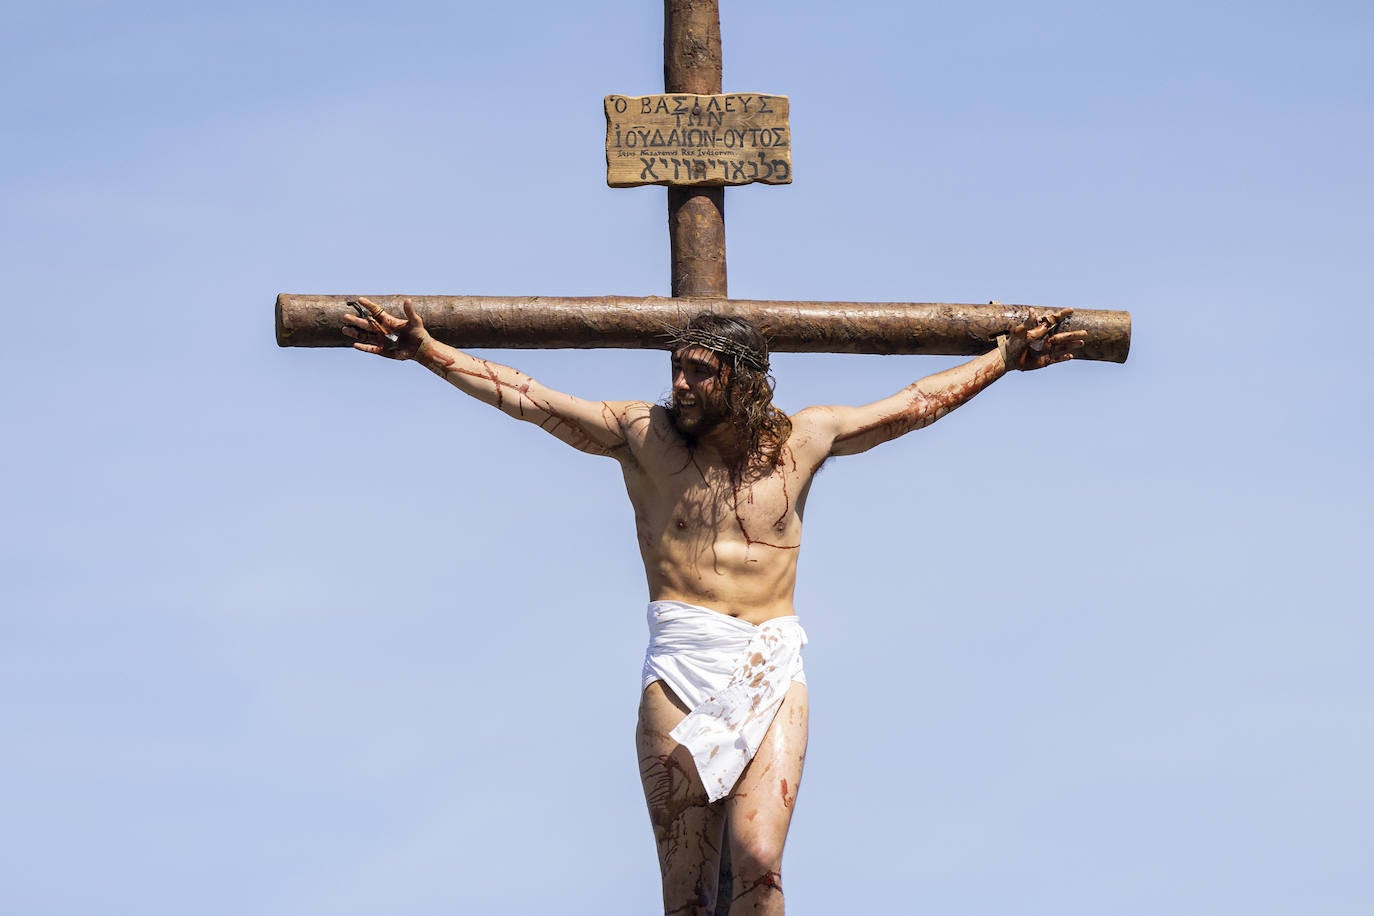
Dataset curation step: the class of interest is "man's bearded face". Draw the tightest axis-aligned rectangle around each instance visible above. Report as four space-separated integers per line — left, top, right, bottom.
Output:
668 347 729 437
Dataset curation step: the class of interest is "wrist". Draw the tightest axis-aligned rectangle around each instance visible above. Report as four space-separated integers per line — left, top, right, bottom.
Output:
413 334 438 365
995 334 1017 373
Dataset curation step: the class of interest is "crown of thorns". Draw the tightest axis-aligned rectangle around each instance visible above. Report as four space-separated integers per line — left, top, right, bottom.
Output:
663 325 770 373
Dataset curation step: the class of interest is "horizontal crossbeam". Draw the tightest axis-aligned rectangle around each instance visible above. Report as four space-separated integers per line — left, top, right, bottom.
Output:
275 294 1130 363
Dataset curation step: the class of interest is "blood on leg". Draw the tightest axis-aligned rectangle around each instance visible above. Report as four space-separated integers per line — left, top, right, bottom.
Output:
637 680 725 915
722 681 808 914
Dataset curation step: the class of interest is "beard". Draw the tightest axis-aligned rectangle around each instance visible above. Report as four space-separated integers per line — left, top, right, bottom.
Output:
668 387 730 441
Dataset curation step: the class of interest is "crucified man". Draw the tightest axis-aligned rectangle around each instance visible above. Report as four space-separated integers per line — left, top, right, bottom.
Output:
343 298 1084 915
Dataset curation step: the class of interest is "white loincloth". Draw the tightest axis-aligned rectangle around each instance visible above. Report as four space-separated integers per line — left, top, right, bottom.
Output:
641 599 808 803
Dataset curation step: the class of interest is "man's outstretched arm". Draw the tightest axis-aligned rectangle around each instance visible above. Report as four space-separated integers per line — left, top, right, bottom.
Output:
797 309 1086 458
343 297 638 457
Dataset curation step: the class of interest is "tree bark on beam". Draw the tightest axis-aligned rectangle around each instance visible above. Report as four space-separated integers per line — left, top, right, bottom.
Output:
665 0 727 298
275 294 1131 363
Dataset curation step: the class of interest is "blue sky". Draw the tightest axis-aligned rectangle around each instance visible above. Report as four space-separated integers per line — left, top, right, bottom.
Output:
4 1 1371 913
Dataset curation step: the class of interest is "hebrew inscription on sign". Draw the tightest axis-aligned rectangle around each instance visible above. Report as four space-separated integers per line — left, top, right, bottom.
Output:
604 93 791 188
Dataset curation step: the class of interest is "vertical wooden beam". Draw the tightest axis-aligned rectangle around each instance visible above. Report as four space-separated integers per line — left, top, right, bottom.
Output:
665 0 727 298
664 8 731 907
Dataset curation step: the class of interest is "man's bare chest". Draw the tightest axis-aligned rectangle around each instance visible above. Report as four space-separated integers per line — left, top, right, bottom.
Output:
625 452 811 537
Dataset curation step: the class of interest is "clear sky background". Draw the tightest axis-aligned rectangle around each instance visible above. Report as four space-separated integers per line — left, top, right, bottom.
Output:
4 1 1371 913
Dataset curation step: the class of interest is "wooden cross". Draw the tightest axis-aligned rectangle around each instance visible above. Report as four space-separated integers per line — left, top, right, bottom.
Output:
274 5 1128 911
274 1 1131 362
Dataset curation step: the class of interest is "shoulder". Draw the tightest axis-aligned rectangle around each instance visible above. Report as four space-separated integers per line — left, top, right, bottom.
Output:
788 405 841 441
790 405 836 427
603 399 655 426
611 401 681 462
784 406 844 463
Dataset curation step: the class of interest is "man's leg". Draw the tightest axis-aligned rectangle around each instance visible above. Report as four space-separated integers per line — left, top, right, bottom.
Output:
637 680 725 915
722 682 809 915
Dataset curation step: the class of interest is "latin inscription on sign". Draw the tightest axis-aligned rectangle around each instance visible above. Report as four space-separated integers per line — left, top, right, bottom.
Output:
604 93 791 188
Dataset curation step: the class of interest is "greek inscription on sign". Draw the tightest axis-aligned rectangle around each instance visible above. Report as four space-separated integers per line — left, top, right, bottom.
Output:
604 93 792 188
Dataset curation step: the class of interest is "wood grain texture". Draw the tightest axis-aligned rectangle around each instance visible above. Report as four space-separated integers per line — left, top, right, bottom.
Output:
275 293 1132 363
664 0 728 301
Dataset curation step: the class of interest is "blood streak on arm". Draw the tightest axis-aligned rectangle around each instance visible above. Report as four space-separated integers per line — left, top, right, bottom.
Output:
418 347 629 456
827 351 1005 457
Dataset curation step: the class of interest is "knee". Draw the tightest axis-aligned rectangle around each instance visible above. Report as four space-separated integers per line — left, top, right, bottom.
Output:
730 833 785 878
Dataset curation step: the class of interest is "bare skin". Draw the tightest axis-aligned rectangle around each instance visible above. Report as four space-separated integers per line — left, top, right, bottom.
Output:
638 679 809 915
344 297 1083 914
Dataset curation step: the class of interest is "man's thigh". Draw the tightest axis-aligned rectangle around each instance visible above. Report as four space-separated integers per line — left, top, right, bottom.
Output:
724 681 809 866
636 681 724 900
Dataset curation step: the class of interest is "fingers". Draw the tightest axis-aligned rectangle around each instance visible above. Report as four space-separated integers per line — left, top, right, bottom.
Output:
344 297 418 359
349 337 406 359
342 325 377 346
1026 318 1053 351
1031 308 1074 331
355 296 403 333
354 296 384 333
1011 314 1086 370
1010 307 1071 338
1023 335 1085 369
1022 307 1078 350
343 324 398 357
1048 330 1088 353
1034 308 1073 333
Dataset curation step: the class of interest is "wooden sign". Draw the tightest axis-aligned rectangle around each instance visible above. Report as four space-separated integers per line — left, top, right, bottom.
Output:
605 93 791 188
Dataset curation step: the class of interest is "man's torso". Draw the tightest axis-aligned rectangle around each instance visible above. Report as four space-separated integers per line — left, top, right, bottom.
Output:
613 403 831 624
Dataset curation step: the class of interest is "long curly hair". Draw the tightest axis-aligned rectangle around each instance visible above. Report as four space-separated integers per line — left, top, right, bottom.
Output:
670 314 792 482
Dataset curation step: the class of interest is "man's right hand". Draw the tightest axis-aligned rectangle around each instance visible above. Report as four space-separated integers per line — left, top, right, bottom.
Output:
998 307 1086 372
342 297 430 360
